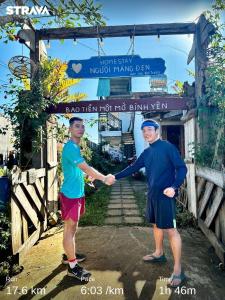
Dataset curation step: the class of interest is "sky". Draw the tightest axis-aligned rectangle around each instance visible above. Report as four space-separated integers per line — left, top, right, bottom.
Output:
0 0 217 143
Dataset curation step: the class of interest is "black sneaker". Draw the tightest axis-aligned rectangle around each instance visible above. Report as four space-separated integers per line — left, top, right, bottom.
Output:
67 263 91 281
62 253 86 264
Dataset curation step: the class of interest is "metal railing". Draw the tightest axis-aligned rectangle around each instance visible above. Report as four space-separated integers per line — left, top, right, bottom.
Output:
99 112 122 131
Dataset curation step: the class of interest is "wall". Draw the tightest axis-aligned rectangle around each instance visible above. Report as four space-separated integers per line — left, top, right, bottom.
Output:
0 115 14 161
133 113 147 158
119 112 132 133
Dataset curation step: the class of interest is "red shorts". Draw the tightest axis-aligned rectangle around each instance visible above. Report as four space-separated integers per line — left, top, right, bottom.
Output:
59 193 85 222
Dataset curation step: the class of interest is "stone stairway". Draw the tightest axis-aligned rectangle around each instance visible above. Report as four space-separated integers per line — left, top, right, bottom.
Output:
122 132 136 159
105 178 143 225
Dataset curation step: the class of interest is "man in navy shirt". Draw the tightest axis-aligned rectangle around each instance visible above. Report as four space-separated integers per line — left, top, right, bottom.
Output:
111 119 187 287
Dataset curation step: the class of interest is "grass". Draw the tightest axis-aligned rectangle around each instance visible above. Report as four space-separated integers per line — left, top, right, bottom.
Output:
79 184 111 226
132 188 149 227
176 202 198 228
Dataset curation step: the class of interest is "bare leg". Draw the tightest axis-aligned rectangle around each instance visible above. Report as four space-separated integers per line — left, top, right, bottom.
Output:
63 218 78 260
166 228 182 286
153 224 164 256
143 224 164 260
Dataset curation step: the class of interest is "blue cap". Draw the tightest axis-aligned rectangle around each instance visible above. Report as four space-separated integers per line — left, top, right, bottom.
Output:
141 120 160 130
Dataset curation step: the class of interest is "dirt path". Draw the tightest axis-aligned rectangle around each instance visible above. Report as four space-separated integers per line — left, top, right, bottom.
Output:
1 179 224 299
0 225 224 300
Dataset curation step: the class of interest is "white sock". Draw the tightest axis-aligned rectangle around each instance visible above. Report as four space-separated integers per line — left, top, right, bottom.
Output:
69 260 77 269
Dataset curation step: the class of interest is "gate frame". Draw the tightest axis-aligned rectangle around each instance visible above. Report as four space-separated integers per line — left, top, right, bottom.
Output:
12 14 218 261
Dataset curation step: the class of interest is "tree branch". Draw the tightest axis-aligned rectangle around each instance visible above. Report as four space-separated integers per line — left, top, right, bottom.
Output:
0 15 28 27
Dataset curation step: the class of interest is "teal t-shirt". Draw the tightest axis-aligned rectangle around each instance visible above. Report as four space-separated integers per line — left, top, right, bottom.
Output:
60 140 85 198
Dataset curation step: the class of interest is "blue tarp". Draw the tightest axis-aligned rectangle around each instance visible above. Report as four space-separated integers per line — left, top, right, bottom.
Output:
97 78 110 97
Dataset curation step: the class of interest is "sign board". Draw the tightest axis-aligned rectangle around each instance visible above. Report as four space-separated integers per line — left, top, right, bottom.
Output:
67 55 166 78
150 74 167 88
47 97 189 114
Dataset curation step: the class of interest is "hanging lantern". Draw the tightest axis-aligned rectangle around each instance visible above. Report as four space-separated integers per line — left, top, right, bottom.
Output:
8 55 36 79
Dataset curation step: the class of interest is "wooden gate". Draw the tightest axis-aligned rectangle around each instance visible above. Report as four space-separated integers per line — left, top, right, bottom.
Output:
196 166 225 265
11 168 48 263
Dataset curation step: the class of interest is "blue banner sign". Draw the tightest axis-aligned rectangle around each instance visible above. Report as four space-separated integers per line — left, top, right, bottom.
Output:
67 55 166 78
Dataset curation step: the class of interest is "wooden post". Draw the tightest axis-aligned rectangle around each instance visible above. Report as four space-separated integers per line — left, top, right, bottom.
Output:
184 14 215 219
182 112 197 217
186 162 197 217
31 30 45 169
195 15 215 145
46 116 58 213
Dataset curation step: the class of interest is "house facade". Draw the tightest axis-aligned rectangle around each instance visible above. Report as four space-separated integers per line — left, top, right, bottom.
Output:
98 77 186 162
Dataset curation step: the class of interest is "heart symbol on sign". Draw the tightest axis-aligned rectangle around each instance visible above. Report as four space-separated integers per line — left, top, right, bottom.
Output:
72 63 82 73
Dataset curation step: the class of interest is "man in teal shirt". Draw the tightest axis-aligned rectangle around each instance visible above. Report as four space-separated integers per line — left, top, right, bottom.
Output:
60 117 115 281
61 139 85 199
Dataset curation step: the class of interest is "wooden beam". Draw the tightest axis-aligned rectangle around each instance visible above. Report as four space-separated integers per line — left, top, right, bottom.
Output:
197 177 206 199
12 168 45 184
14 185 39 229
205 187 224 228
196 166 225 189
219 201 225 245
12 170 27 185
21 211 29 243
195 19 208 64
187 36 196 65
38 23 196 40
198 181 214 217
187 14 215 64
161 110 183 119
11 198 22 254
35 178 45 201
47 97 190 114
198 14 216 45
181 108 197 122
47 161 58 168
215 214 221 240
23 182 47 218
198 218 225 265
17 222 42 265
186 163 197 217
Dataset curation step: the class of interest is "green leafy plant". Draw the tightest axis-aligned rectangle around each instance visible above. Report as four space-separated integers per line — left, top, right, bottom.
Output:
0 213 11 252
194 2 225 170
0 0 105 170
91 149 115 175
0 0 105 43
79 185 111 226
0 58 88 169
176 203 198 228
0 213 24 289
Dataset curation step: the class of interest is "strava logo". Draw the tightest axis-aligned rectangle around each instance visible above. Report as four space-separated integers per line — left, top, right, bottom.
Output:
6 6 50 16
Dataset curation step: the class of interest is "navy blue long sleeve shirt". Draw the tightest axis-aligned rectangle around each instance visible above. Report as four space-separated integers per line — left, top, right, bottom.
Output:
115 139 187 199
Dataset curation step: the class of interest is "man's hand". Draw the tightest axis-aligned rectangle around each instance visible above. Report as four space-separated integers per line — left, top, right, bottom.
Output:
163 187 175 198
104 174 115 185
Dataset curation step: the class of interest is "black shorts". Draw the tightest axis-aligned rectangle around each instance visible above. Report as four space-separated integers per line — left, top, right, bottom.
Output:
146 194 176 229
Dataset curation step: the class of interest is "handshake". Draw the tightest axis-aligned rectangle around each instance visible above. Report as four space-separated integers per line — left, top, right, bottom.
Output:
103 174 116 186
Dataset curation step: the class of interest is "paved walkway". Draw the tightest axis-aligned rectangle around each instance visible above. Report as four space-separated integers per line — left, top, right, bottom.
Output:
1 226 224 300
105 178 143 225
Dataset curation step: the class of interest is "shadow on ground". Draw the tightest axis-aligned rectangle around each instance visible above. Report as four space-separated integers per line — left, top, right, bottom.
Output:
0 225 224 300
